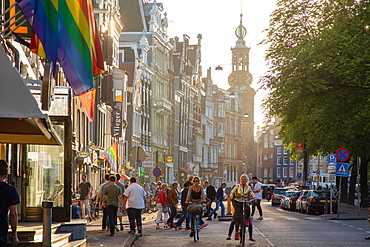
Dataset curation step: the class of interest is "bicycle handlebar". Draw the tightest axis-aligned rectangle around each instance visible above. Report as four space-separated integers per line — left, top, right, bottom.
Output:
234 198 255 203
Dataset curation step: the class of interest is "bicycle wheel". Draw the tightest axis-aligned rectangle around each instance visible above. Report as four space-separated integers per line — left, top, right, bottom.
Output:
192 215 198 242
240 218 246 246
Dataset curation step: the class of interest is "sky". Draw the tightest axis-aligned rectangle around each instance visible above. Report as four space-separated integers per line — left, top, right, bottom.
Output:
159 0 277 130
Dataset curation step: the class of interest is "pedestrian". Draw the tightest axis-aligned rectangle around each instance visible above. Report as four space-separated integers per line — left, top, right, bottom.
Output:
96 174 111 231
0 160 20 247
175 182 191 230
152 181 162 203
102 175 123 237
230 174 256 241
204 181 216 216
78 174 92 221
122 177 146 235
207 182 226 220
167 183 179 228
187 176 194 186
115 174 125 231
365 205 370 240
251 176 263 220
185 176 207 238
155 183 169 229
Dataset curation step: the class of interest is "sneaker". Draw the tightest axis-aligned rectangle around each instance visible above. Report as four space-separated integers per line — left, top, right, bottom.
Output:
110 233 114 237
89 217 92 222
365 236 370 240
226 237 231 240
120 224 124 231
200 224 208 229
127 230 135 234
249 237 256 242
189 231 195 237
115 227 119 232
235 232 239 240
257 216 263 220
138 229 142 234
214 213 218 219
206 217 212 221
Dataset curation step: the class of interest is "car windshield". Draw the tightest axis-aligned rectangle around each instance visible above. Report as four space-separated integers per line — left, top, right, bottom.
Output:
311 191 331 198
285 191 295 197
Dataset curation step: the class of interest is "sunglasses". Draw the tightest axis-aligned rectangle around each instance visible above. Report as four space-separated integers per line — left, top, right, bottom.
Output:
193 180 199 182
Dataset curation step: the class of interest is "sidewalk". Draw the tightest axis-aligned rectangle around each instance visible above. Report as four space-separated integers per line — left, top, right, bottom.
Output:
86 214 154 247
321 203 368 220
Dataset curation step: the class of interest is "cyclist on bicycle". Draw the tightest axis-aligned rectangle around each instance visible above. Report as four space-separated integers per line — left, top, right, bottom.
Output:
185 176 206 238
230 173 256 240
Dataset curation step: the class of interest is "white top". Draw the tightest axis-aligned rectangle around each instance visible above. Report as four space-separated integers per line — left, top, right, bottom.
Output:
123 183 146 209
253 182 262 200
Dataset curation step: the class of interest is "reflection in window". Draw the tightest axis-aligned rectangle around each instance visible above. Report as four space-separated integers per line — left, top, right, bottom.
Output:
25 122 65 207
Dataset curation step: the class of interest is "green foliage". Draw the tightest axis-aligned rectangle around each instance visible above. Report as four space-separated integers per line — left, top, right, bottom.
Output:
260 0 370 158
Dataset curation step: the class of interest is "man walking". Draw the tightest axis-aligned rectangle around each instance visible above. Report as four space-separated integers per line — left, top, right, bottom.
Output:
175 182 191 230
167 183 179 228
251 176 263 220
207 182 226 220
0 160 20 247
122 178 146 235
204 181 216 216
115 174 125 231
96 174 110 231
102 175 123 236
78 174 92 221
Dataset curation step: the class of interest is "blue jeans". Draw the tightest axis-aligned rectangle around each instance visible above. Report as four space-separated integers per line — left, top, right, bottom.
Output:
209 200 225 217
167 204 177 226
176 206 190 228
127 208 142 232
107 205 118 234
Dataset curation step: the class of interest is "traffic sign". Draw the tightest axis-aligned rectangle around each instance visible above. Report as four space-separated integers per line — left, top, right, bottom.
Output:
152 167 162 177
336 148 350 162
297 173 302 179
166 155 173 162
336 162 349 177
328 154 336 174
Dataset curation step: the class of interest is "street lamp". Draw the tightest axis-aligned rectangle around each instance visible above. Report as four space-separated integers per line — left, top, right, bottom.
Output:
230 92 236 98
243 113 249 118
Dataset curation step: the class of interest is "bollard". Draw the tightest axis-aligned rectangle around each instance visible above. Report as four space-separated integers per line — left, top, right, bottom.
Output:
42 201 53 247
227 196 232 215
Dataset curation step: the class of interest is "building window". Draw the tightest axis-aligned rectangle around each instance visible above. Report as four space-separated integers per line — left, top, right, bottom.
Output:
277 156 282 165
277 146 282 154
277 167 281 177
283 147 288 154
218 103 225 117
283 167 288 177
289 167 295 178
217 123 225 137
283 156 288 165
263 153 268 161
264 135 268 148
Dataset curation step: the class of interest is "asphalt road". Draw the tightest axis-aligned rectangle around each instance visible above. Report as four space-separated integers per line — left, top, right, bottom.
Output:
133 200 370 247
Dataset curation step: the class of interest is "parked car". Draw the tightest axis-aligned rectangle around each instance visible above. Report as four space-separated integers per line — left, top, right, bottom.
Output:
288 191 301 211
306 190 338 214
296 190 310 213
280 190 297 210
271 188 288 206
261 184 276 198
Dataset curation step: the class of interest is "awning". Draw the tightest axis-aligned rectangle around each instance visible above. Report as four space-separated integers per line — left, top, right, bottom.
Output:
0 45 61 145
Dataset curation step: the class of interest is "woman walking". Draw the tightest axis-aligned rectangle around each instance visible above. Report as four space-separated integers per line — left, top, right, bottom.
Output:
155 183 169 229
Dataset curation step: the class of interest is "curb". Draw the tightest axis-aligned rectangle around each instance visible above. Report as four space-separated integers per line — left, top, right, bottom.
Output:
123 233 140 247
325 217 367 220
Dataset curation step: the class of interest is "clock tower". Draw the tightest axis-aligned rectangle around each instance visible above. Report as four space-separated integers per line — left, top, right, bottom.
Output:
228 13 256 177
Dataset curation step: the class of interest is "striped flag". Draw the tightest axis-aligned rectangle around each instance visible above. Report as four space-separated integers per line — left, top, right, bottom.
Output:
17 0 105 96
104 143 119 173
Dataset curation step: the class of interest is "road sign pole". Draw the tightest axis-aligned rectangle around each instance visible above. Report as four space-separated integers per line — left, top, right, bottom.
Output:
337 176 342 218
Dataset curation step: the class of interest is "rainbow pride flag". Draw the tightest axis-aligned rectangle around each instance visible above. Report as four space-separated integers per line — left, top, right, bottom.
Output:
104 143 119 173
18 0 104 96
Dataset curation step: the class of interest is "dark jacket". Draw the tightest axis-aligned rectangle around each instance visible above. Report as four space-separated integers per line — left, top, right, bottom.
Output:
216 187 224 201
206 185 216 200
181 188 189 207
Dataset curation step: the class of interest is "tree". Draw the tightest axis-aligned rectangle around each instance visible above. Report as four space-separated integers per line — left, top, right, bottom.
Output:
260 0 370 206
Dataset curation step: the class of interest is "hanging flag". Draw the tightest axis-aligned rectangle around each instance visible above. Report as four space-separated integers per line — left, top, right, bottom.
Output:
125 161 133 170
78 88 96 122
104 143 119 173
17 0 105 96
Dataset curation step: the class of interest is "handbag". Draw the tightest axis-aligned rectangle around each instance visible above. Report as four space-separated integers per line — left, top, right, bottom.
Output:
187 203 202 213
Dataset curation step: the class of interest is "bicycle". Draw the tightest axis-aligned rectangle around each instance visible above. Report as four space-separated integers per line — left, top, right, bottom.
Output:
188 201 203 242
234 198 254 246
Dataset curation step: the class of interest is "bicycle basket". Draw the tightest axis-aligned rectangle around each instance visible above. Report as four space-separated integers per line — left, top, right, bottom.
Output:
187 203 202 213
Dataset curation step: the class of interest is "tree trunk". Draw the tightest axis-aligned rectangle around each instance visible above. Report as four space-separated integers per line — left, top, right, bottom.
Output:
360 158 369 207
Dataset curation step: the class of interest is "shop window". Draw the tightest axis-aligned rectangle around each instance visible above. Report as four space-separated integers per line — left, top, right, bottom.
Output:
25 122 65 207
